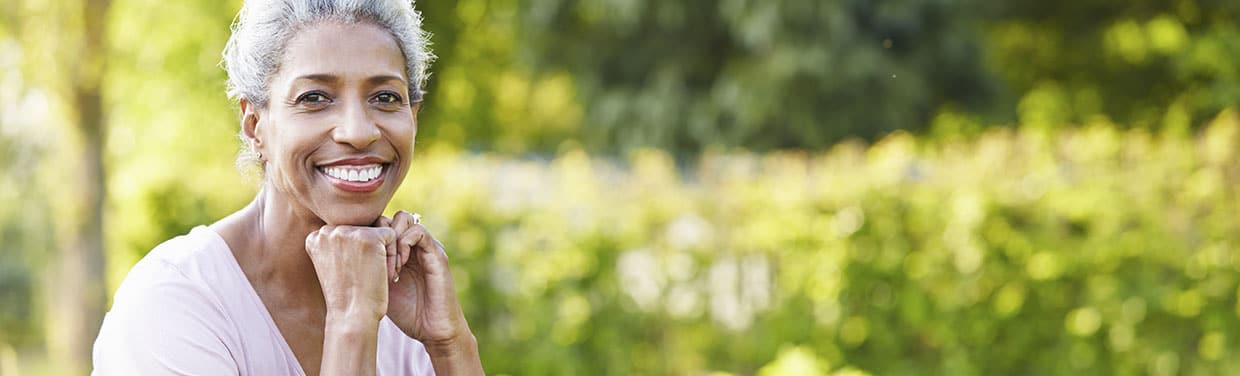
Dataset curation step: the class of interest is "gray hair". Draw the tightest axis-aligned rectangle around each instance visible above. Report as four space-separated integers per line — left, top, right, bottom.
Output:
221 0 434 175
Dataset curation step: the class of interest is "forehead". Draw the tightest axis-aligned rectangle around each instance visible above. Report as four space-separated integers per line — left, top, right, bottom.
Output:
276 21 407 86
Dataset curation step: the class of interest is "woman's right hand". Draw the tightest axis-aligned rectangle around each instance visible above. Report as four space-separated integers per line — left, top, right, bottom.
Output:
304 225 397 321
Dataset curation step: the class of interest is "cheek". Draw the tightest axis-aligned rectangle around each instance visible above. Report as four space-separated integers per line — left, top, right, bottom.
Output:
269 134 303 164
265 123 320 180
386 118 417 152
387 120 416 178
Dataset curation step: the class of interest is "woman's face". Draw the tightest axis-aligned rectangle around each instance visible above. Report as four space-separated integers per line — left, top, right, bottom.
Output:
248 21 416 226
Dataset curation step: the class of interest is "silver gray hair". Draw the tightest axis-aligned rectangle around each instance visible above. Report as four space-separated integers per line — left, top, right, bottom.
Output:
221 0 434 176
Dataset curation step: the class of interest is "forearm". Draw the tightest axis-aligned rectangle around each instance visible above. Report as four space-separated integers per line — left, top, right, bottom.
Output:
427 333 484 375
320 314 381 376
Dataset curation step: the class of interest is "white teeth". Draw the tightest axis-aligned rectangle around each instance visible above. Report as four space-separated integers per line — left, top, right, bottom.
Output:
320 164 383 182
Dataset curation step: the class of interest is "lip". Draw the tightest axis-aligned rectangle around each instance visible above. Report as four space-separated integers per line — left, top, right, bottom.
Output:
316 157 392 193
318 156 388 167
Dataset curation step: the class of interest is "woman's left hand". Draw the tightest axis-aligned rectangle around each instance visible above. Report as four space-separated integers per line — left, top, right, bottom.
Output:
373 211 475 353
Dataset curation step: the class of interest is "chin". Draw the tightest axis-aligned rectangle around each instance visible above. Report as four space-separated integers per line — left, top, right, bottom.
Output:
317 206 386 226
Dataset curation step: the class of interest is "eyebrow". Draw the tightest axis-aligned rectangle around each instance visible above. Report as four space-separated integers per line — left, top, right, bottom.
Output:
292 74 406 86
366 75 407 86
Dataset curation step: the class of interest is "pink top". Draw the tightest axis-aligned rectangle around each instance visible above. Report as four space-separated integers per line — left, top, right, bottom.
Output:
92 226 435 375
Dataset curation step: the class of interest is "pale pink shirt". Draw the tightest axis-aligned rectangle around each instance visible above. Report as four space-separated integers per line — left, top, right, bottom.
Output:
92 226 435 375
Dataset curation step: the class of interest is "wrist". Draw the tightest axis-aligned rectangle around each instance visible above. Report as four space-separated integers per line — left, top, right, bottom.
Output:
425 332 479 360
325 310 382 334
321 313 381 376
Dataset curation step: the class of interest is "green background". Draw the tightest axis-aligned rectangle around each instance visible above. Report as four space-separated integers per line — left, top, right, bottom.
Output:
3 0 1240 374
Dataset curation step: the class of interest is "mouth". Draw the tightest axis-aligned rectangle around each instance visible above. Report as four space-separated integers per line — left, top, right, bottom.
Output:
316 159 391 193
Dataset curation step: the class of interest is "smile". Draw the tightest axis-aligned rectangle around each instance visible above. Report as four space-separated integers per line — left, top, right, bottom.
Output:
316 162 389 193
320 164 383 182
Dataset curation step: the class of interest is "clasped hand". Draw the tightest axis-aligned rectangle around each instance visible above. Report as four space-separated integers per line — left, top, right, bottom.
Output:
303 211 472 348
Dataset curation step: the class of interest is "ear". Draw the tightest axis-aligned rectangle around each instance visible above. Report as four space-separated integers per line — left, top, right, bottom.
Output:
409 101 421 134
240 99 265 159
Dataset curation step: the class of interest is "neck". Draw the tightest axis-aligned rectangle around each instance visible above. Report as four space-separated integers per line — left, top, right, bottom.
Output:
214 184 327 305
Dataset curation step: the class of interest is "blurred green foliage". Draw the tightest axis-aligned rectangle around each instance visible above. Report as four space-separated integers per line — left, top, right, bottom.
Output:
396 112 1240 375
3 0 1240 374
515 0 999 154
503 0 1240 155
981 0 1240 132
0 100 53 349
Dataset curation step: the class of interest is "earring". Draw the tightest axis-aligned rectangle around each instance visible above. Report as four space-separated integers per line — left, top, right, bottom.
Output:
257 151 263 161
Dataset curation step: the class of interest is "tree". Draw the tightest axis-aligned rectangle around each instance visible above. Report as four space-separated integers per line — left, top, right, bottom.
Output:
977 0 1240 130
47 0 112 372
515 0 999 156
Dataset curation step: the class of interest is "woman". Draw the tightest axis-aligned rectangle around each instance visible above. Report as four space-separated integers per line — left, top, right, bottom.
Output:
92 0 483 374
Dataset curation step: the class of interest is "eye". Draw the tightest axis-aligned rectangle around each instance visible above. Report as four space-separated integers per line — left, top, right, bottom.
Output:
372 92 404 106
295 91 332 106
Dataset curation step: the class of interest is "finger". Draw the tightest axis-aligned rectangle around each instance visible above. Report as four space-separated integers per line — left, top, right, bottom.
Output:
400 236 413 272
392 212 410 280
387 254 397 282
304 229 320 253
392 211 416 276
373 228 396 280
317 225 338 250
409 224 451 275
411 224 436 254
433 238 448 259
386 236 398 283
373 226 397 246
374 216 398 281
370 226 397 281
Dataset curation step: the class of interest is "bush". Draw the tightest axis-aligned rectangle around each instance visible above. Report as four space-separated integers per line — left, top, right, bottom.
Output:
99 109 1240 375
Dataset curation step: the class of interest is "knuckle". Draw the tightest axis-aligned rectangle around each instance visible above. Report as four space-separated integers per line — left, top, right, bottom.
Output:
411 223 428 234
360 228 391 247
325 226 353 241
378 227 396 239
393 213 412 229
405 227 426 243
345 229 368 242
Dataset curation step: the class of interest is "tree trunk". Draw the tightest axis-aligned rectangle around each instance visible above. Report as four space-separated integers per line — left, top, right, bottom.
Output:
47 0 110 372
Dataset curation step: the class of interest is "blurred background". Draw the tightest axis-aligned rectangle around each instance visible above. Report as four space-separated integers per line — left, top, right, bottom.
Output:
3 0 1240 374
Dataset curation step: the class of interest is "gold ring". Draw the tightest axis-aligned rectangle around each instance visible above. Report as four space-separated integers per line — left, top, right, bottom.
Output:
411 212 422 225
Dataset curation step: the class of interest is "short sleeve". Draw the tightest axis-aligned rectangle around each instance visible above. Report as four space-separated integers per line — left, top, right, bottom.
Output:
92 260 239 376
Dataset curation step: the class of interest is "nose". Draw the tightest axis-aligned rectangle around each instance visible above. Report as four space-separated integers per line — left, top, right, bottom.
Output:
332 100 381 150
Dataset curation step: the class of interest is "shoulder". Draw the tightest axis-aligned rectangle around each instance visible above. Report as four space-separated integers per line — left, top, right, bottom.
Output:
108 226 234 314
131 225 234 283
93 226 241 375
